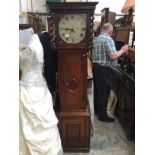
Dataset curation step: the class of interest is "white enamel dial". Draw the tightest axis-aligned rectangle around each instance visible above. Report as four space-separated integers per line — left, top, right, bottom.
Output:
59 14 86 44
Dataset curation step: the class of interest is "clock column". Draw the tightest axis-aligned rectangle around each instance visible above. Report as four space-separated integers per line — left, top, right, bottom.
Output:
47 2 98 153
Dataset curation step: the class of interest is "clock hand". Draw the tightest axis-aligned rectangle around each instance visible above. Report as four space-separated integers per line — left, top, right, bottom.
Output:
71 28 76 33
60 28 70 30
66 28 72 31
62 28 76 33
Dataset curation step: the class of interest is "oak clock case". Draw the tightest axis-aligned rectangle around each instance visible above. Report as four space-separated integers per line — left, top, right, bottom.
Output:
47 2 98 153
58 14 87 44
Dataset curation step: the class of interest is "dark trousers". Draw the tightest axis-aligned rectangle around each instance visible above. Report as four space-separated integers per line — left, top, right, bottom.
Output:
93 63 113 118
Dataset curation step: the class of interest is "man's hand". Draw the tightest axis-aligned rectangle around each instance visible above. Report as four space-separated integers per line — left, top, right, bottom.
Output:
121 45 128 54
109 44 129 60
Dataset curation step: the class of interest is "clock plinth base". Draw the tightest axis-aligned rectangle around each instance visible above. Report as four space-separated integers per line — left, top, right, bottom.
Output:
57 108 91 153
63 147 89 153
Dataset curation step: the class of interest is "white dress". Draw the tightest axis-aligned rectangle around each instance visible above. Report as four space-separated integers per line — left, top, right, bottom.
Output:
19 34 63 155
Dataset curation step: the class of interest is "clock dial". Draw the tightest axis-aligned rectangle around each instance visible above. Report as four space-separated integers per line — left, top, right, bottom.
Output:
59 14 86 44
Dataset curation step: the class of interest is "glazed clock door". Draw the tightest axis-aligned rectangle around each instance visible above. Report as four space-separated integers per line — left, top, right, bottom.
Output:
55 13 88 48
58 14 87 44
58 51 87 111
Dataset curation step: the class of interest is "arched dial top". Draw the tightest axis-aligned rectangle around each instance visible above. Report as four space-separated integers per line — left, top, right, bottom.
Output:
58 14 86 44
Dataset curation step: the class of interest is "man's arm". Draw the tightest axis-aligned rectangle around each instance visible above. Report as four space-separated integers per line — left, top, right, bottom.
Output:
109 45 128 60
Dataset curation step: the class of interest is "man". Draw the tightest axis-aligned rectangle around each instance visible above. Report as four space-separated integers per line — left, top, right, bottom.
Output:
92 23 128 122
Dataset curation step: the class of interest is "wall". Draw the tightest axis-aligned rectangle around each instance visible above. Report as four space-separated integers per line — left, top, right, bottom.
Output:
21 0 126 15
20 0 126 28
89 0 126 22
89 0 126 15
21 0 46 12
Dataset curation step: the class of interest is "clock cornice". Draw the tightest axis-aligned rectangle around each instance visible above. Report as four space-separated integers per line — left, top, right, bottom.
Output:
47 2 98 11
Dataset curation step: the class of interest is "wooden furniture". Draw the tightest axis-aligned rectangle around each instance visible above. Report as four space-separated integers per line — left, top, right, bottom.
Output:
19 23 34 30
47 2 97 152
113 26 135 140
95 8 116 37
128 48 135 60
113 66 135 140
101 8 116 27
114 26 135 47
27 12 46 34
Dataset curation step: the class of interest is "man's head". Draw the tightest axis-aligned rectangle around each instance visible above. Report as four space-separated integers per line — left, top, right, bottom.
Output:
101 23 113 36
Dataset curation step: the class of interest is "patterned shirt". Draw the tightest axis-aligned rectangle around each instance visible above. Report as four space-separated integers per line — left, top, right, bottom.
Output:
92 32 117 68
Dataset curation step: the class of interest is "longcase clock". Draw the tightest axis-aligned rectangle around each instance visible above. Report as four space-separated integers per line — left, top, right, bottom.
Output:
47 2 98 152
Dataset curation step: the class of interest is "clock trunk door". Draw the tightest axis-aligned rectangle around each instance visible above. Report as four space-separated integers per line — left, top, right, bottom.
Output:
58 51 87 111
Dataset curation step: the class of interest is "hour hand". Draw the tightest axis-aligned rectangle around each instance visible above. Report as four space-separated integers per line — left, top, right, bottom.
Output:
65 28 73 31
60 27 67 30
63 28 75 32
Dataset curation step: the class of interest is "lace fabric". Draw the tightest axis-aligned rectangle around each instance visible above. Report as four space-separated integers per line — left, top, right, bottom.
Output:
19 35 47 87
